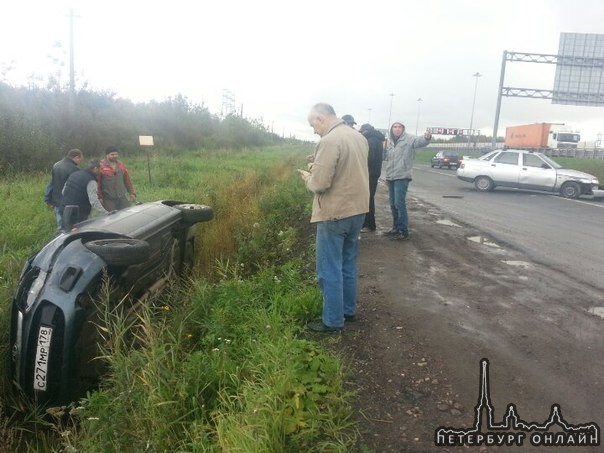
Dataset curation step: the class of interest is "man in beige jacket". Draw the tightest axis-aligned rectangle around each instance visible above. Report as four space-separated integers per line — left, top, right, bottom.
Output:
298 103 369 332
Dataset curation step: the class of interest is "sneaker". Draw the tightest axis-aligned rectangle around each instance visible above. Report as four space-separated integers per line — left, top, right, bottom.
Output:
384 228 399 236
390 232 409 241
307 321 342 333
360 227 371 233
344 314 357 322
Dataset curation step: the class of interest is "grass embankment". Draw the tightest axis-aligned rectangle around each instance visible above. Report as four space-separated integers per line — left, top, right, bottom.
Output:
0 145 359 452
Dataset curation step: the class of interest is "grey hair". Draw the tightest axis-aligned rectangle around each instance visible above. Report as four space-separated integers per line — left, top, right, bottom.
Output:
309 103 336 117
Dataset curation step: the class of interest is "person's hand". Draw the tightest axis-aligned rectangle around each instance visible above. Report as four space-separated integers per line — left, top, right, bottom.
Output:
46 203 54 209
129 192 137 202
297 169 310 182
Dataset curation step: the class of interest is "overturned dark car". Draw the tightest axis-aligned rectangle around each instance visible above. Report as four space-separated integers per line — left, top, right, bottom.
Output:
9 200 213 407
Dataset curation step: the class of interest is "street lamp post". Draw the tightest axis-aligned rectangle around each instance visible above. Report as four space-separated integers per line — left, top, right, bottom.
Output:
468 72 482 148
387 93 395 130
415 98 423 135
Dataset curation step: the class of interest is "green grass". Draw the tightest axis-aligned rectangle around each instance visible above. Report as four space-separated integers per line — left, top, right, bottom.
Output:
0 144 359 451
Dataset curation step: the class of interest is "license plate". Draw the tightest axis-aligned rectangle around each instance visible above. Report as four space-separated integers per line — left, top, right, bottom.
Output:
33 326 52 391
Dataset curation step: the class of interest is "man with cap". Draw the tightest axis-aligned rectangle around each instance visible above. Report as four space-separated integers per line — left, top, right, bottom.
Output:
98 146 136 211
341 114 356 128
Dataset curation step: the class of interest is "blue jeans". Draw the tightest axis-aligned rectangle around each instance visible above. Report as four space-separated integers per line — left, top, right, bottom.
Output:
316 214 365 328
388 179 410 234
54 206 64 231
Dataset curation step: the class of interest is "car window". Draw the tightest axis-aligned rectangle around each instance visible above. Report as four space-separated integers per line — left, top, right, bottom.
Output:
479 151 498 161
444 151 459 157
494 152 519 165
539 153 563 169
523 153 549 168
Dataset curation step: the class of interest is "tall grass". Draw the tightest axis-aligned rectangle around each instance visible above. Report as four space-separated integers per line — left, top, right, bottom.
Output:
0 145 359 451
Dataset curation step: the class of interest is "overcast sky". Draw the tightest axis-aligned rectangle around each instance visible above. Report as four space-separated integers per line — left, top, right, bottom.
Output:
1 0 603 142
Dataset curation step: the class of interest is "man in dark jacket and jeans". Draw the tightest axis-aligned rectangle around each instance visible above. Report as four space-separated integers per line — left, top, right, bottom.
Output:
359 123 385 232
44 149 83 230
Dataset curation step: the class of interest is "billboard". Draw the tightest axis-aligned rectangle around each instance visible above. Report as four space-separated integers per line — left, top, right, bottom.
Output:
553 33 604 106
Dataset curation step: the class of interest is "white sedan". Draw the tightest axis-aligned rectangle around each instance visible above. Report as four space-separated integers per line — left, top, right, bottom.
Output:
456 149 599 198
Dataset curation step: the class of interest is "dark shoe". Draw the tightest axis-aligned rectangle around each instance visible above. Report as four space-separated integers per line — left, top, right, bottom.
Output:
384 228 399 236
344 314 357 322
390 232 409 241
307 321 342 333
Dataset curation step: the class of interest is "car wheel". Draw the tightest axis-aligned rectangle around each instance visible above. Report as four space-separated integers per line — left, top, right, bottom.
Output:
474 176 494 192
560 181 581 199
84 238 150 266
174 203 214 224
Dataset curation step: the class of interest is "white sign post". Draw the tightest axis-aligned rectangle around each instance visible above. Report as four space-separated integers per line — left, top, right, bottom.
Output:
139 136 154 183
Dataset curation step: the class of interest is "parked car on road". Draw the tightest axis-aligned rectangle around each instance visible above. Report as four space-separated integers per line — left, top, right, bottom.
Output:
431 150 460 169
9 200 213 407
456 149 599 198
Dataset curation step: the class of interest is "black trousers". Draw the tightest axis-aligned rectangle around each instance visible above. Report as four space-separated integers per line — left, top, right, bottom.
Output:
363 174 379 230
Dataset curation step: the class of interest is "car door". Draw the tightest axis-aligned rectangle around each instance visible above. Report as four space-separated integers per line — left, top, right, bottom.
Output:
490 151 520 186
518 153 557 191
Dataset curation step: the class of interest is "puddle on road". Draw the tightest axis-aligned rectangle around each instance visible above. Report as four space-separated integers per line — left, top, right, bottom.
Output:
436 219 461 227
588 307 604 319
467 236 500 248
502 260 533 269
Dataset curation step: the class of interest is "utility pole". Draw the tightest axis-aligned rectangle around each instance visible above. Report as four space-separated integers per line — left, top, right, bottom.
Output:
387 93 395 130
69 9 76 117
468 72 482 148
415 98 423 135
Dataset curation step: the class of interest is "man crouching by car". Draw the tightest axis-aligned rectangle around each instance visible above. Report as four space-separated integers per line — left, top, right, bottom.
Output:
61 160 110 228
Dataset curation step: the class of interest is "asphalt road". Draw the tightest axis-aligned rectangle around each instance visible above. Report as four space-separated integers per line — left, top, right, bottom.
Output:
408 164 604 292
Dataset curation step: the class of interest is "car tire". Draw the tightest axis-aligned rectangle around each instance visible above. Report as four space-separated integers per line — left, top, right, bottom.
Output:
174 203 214 224
560 181 581 199
474 176 494 192
84 238 151 266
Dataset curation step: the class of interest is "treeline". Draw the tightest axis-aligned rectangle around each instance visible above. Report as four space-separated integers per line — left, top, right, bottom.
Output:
0 82 299 173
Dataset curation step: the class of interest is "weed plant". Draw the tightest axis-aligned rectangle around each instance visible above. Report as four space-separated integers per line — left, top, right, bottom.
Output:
0 145 359 451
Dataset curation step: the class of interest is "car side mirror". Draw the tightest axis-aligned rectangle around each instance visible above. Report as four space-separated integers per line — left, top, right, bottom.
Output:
63 205 79 231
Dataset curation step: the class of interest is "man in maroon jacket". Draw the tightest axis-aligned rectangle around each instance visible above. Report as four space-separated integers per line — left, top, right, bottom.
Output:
98 146 136 211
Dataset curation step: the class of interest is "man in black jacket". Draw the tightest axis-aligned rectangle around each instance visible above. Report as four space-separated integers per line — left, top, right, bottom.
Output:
45 149 83 230
359 123 385 232
61 160 109 228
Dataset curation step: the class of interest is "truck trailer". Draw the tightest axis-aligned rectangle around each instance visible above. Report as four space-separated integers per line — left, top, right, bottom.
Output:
504 123 580 150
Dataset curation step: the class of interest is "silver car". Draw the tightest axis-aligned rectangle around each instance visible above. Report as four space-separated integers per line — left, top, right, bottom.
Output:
456 149 599 198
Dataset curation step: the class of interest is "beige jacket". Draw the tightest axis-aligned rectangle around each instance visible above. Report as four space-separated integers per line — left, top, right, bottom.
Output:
305 122 369 223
